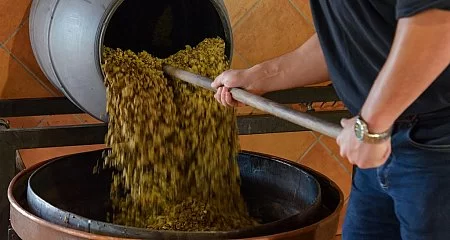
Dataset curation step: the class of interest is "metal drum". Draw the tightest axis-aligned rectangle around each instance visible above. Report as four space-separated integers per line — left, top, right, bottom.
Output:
9 150 344 240
29 0 233 122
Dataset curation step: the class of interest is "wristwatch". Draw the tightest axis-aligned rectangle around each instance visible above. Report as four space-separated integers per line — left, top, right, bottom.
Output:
354 115 392 144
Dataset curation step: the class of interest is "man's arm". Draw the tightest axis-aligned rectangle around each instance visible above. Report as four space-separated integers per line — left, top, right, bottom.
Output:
212 33 330 100
245 33 330 94
360 9 450 132
212 33 330 106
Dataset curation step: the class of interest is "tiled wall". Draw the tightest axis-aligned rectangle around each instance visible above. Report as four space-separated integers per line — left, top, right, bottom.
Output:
1 0 349 237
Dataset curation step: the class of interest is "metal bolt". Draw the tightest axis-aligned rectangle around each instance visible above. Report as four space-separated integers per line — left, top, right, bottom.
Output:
0 119 10 129
306 103 314 112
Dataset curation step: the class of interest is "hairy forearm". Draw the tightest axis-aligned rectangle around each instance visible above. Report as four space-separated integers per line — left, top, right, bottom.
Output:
361 9 450 132
244 33 329 94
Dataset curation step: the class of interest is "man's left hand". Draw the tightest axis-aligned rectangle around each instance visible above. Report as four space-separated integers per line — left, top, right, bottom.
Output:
336 117 391 169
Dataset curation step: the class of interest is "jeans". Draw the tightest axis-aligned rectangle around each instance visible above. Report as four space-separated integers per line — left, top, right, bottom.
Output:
343 109 450 240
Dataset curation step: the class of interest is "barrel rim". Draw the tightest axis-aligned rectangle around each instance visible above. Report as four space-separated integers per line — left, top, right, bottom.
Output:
96 0 235 82
97 0 124 82
95 0 235 122
24 149 322 238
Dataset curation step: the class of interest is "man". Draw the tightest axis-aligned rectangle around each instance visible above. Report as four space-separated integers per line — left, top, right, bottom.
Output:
211 1 450 239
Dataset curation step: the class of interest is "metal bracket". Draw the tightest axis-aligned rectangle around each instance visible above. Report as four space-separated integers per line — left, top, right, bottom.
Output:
306 102 315 112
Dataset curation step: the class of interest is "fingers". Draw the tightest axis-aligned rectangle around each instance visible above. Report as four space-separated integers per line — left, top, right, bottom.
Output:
336 127 355 165
212 70 241 107
336 134 346 159
337 138 346 159
340 118 350 127
211 73 224 89
214 87 222 104
211 70 235 89
221 87 228 106
224 88 239 107
214 87 239 107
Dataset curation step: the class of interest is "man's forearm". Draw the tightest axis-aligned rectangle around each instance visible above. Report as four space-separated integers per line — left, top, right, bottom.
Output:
244 33 329 94
361 9 450 132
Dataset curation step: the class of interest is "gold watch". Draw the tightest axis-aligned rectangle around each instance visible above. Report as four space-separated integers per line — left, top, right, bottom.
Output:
354 115 392 144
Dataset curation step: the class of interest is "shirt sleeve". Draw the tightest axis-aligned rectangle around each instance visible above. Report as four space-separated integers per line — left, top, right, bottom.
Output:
396 0 450 19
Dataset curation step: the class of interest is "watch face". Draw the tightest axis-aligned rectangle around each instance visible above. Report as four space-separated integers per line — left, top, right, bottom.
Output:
354 119 365 140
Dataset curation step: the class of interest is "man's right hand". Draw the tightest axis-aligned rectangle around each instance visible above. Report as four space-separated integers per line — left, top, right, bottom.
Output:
211 69 265 107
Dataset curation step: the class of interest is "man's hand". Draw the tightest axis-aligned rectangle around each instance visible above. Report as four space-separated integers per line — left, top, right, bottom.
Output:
336 117 391 169
211 69 257 107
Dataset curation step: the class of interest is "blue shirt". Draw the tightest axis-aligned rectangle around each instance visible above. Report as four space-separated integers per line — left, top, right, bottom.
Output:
310 0 450 116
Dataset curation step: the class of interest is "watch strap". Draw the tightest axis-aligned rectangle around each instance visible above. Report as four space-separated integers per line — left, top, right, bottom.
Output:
363 128 392 143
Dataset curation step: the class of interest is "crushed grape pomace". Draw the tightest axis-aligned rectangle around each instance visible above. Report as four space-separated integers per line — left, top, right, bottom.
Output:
101 38 258 231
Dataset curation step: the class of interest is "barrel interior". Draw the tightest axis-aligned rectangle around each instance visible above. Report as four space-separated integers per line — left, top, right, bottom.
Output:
101 0 231 60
